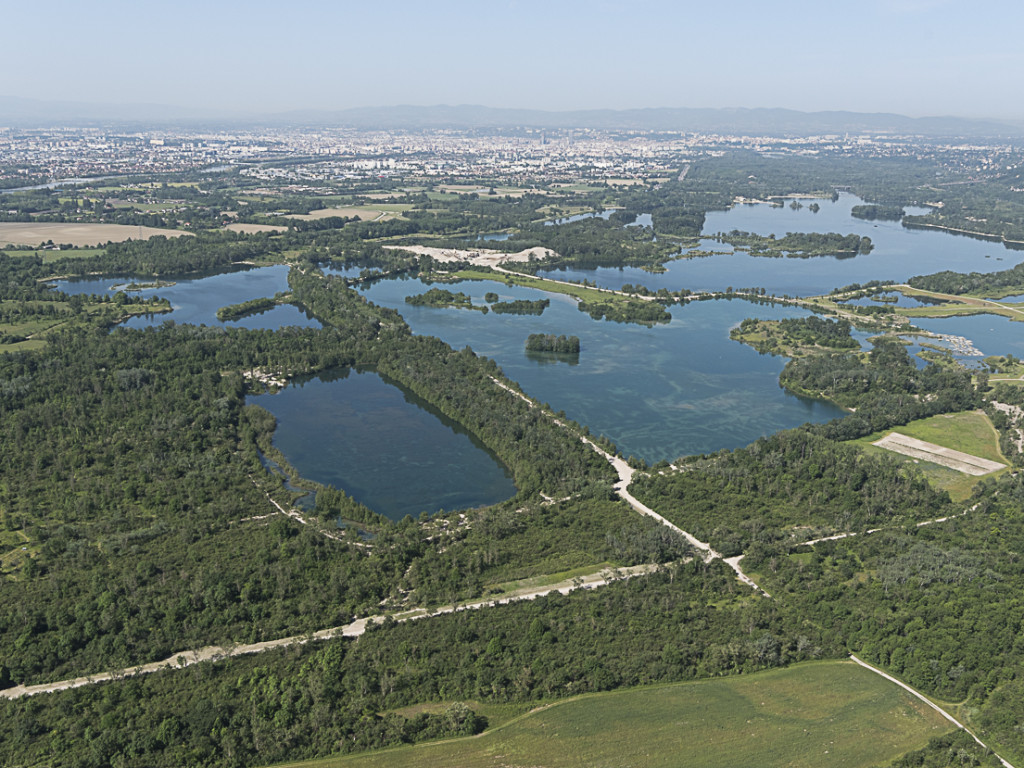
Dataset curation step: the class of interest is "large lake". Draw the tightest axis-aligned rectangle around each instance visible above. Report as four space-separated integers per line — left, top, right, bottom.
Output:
361 277 847 462
53 265 321 331
537 193 1024 297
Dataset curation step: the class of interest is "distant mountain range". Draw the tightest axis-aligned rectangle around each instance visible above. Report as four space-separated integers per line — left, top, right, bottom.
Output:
2 96 1023 138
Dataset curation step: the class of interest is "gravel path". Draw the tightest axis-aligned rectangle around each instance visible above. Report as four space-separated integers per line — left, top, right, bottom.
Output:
0 564 659 700
490 378 770 596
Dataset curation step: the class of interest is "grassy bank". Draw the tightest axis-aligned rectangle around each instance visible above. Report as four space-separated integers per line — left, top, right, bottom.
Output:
854 410 1008 500
266 661 954 768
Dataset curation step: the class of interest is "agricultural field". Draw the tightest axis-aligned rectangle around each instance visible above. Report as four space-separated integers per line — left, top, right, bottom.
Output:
2 247 105 263
267 662 953 768
223 222 288 234
0 222 191 248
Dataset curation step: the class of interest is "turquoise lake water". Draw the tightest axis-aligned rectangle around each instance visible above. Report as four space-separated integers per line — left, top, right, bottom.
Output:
361 277 848 462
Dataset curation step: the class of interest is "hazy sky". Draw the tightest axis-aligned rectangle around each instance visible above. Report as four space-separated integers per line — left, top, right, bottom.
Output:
7 0 1024 119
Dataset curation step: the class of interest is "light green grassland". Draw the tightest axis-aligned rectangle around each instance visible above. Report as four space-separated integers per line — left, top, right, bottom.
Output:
551 183 606 193
898 304 1024 322
535 204 593 219
454 269 633 305
985 355 1024 383
895 287 1024 322
1 299 170 354
483 562 616 596
265 661 953 768
0 529 36 577
854 411 1009 500
3 248 105 263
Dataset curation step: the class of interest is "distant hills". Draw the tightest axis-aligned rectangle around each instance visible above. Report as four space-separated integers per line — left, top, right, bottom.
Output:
2 96 1023 138
280 105 1024 139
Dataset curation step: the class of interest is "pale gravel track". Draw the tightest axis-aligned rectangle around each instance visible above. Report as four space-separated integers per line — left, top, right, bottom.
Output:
850 654 1016 768
0 564 659 701
490 378 770 596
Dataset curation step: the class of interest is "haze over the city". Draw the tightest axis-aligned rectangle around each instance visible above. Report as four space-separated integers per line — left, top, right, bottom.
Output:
6 0 1024 121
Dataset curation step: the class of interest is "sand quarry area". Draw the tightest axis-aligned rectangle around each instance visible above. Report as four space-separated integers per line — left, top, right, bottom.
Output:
383 244 556 269
286 207 396 222
873 432 1005 476
0 222 191 248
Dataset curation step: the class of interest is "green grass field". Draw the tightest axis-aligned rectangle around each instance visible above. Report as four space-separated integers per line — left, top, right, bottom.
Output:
854 411 1008 500
1 299 171 354
894 287 1024 323
483 561 616 596
266 661 954 768
3 247 106 263
898 305 1024 322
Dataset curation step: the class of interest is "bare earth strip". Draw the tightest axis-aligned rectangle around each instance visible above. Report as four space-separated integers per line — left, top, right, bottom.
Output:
873 432 1005 475
287 207 389 222
992 402 1024 453
0 564 659 701
0 222 191 247
223 222 287 234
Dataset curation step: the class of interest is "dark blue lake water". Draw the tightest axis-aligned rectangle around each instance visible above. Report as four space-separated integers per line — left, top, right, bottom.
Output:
250 367 516 521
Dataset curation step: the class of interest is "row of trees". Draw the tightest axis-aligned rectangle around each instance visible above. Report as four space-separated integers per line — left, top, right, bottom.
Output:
716 230 873 258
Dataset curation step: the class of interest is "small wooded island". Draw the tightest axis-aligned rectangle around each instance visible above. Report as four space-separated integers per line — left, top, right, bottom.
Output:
717 230 874 258
405 288 477 310
216 296 277 321
490 298 550 315
525 333 581 353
